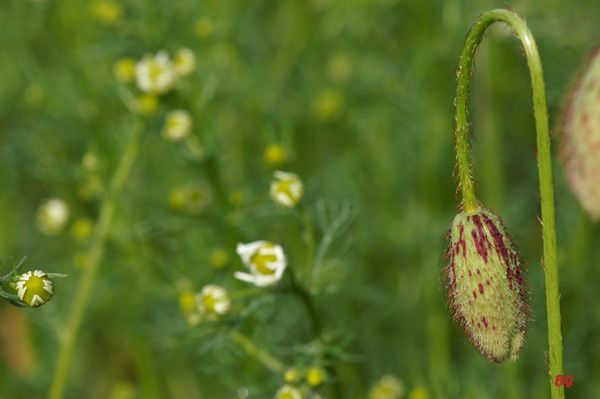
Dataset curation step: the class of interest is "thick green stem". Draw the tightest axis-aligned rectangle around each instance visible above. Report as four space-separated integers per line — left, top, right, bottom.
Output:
48 121 143 399
454 9 563 398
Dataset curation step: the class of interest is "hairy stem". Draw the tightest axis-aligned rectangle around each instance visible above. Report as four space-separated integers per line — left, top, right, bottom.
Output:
48 121 144 399
454 9 563 398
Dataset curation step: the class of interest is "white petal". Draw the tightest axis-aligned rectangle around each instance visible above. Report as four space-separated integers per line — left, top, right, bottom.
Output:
234 271 259 285
236 241 267 266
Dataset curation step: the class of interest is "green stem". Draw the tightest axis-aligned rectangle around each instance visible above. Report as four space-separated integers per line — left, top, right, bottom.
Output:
454 9 563 398
299 204 316 289
288 270 343 399
48 121 143 399
230 331 285 373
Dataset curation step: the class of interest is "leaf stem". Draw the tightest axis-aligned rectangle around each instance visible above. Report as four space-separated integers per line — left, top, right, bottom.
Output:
454 9 563 398
48 120 144 399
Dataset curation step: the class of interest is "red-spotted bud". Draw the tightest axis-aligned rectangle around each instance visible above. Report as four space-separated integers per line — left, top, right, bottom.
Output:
445 209 529 363
560 46 600 219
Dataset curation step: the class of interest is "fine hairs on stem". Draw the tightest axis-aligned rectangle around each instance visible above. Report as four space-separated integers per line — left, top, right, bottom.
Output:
48 121 144 399
453 9 564 398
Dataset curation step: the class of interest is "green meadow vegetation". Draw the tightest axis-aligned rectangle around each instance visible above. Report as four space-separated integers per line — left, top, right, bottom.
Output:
0 0 599 398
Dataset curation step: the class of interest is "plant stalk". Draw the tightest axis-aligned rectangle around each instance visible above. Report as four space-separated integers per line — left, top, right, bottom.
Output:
48 121 144 399
454 9 564 398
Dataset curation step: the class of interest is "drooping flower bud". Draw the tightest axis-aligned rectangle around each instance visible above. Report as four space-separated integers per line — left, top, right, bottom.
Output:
560 46 600 220
444 209 528 363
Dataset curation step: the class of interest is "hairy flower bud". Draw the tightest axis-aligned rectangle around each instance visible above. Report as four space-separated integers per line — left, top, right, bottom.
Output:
560 46 600 220
444 209 528 363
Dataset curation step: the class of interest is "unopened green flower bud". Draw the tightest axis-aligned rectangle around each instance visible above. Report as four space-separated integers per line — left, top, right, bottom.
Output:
560 46 600 220
445 209 528 363
283 368 301 384
15 270 54 307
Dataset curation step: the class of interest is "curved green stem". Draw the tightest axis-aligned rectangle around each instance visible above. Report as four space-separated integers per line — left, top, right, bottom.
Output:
48 121 143 399
454 9 563 398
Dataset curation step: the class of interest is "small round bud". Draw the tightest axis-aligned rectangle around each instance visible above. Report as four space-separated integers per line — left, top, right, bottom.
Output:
173 48 196 77
194 17 215 39
113 58 136 83
89 0 122 25
264 144 288 167
283 368 301 384
162 110 192 141
445 209 528 363
179 291 200 325
15 270 54 307
71 217 94 243
306 367 326 387
136 94 158 115
368 375 405 399
270 171 304 208
196 285 231 319
82 152 100 172
168 182 211 215
313 89 344 121
37 198 70 236
408 387 429 399
210 248 230 269
275 385 302 399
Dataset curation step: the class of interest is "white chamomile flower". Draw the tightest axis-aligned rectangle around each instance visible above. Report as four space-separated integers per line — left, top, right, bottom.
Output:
275 385 302 399
15 270 54 307
270 171 304 208
235 241 287 287
196 284 231 319
37 198 70 236
173 48 197 76
162 110 192 141
135 51 177 94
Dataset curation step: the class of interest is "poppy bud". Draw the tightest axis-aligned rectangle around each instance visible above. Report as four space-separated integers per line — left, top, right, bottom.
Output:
560 46 600 219
445 209 528 363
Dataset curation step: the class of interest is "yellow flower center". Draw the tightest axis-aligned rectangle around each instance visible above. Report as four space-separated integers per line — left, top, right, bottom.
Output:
250 245 277 275
274 180 296 200
149 64 164 82
25 275 45 293
278 392 295 399
201 293 217 314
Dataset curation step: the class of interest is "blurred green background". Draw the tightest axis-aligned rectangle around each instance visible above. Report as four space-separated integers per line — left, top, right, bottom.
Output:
0 0 599 398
